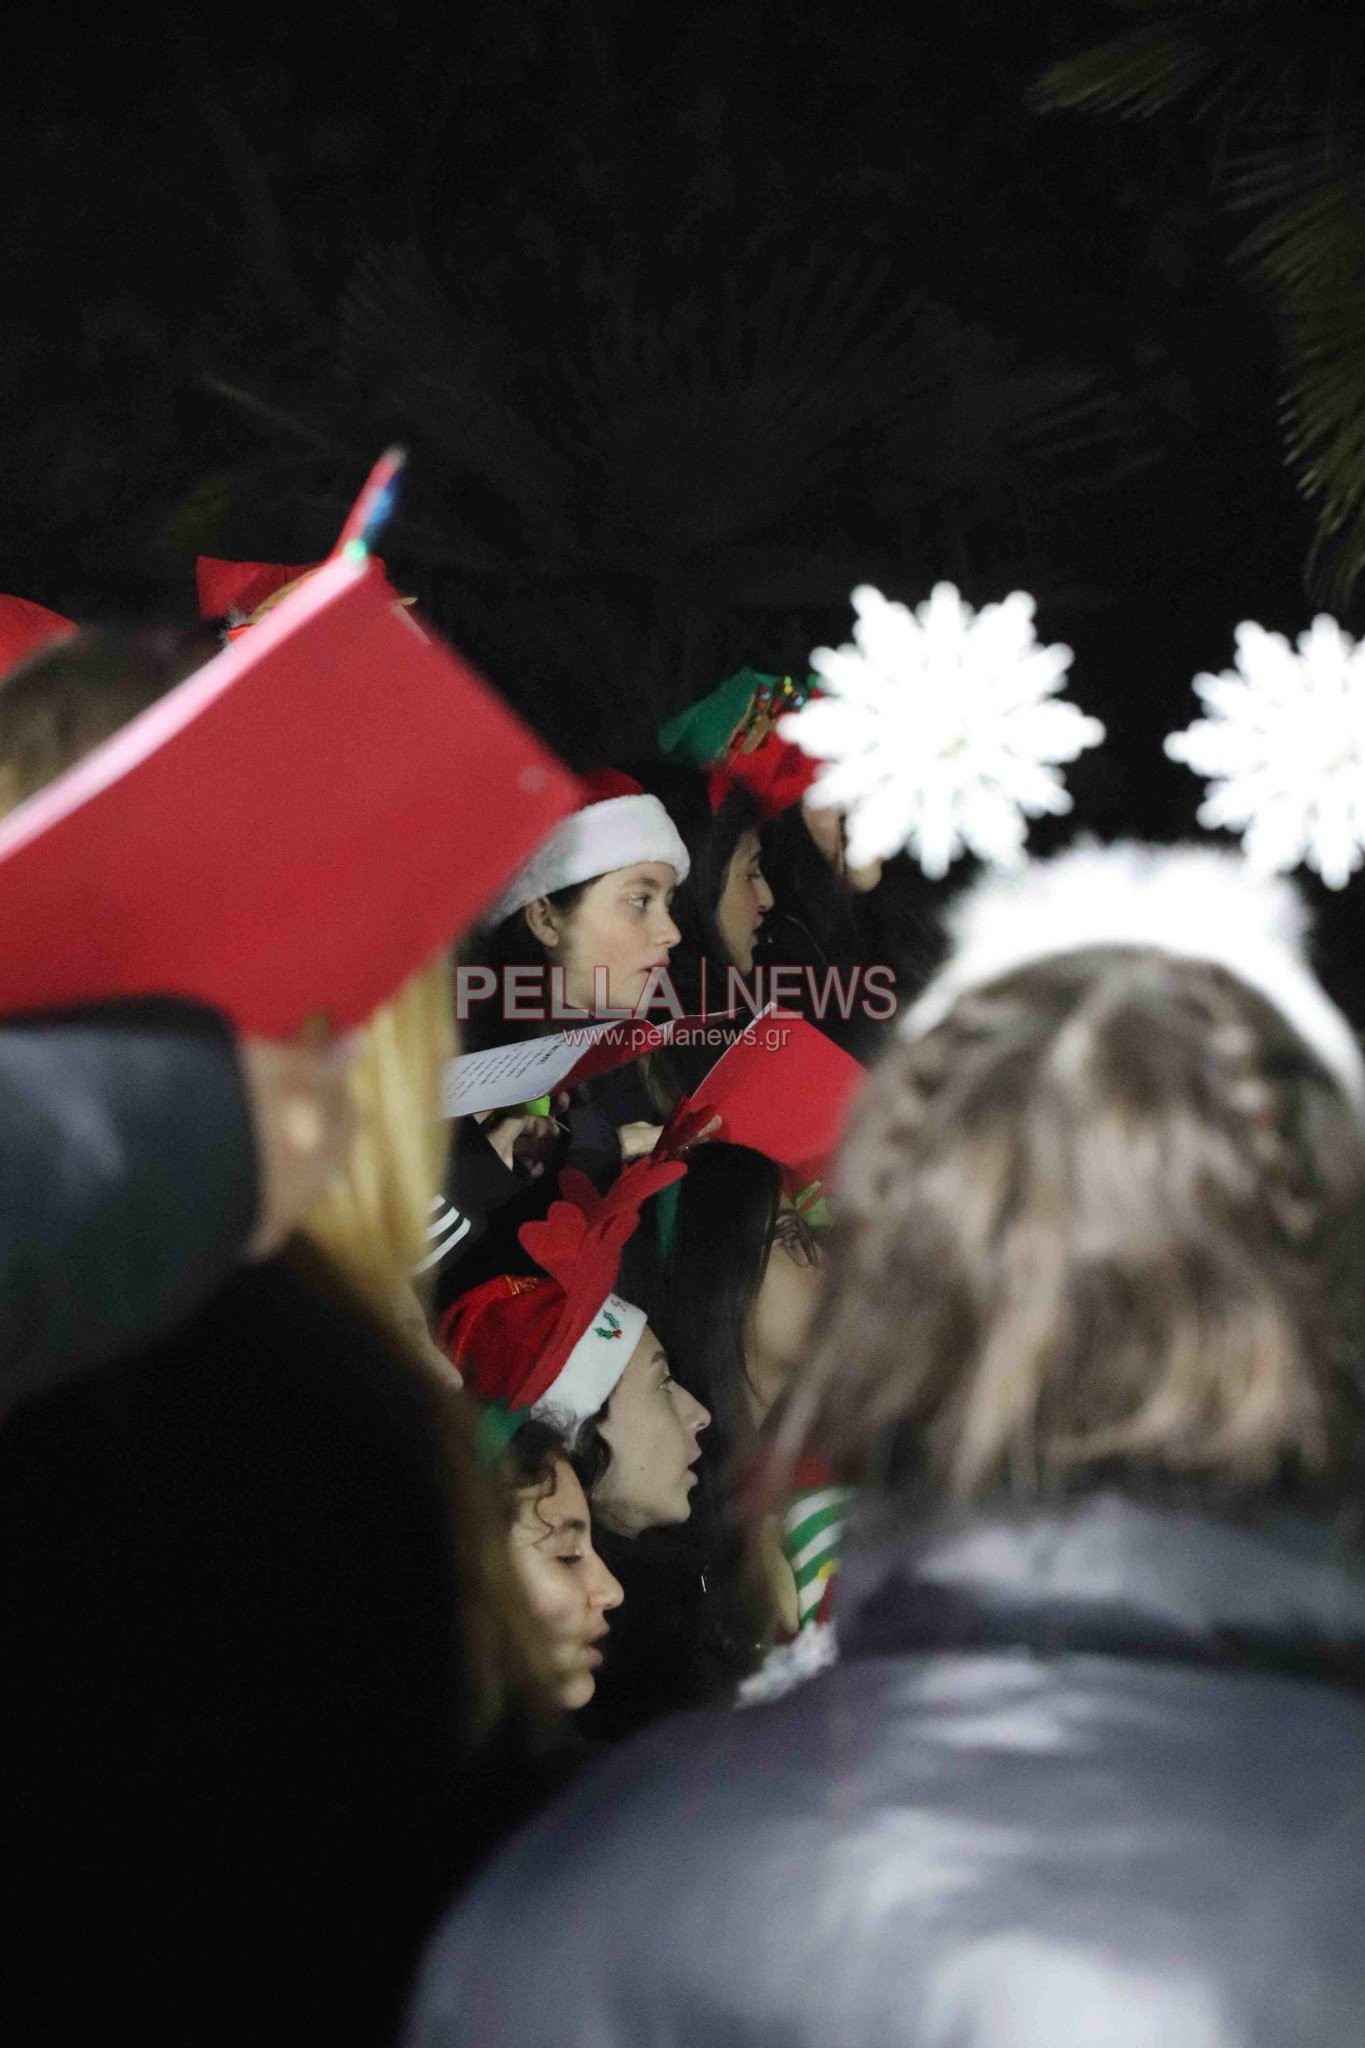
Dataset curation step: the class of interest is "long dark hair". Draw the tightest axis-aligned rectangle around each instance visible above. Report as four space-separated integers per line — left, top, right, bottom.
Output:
459 884 589 1054
758 803 863 969
624 762 762 996
621 1143 783 1470
616 1146 788 1666
501 1413 613 1523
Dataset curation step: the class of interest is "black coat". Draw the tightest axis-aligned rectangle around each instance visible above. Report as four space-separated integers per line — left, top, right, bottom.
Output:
0 999 255 1404
431 1059 668 1312
406 1493 1365 2048
0 1250 474 2047
574 1516 760 1743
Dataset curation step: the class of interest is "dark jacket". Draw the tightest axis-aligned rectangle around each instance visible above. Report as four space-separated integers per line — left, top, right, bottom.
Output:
432 1057 671 1311
406 1493 1365 2048
0 1000 255 1404
0 1249 474 2047
575 1513 761 1743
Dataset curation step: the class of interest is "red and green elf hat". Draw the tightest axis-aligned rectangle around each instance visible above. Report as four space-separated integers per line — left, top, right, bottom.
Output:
658 667 822 821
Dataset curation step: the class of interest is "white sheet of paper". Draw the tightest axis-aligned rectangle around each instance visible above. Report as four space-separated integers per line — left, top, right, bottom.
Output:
441 1019 626 1119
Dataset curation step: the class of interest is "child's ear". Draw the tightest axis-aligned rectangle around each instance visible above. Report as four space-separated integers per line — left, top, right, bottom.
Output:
524 898 560 950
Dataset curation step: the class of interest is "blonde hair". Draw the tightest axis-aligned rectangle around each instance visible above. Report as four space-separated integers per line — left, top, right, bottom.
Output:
0 626 561 1729
790 948 1365 1512
303 952 455 1308
0 626 208 821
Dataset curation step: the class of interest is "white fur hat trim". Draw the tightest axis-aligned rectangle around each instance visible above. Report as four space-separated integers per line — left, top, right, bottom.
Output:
481 795 690 930
903 840 1365 1114
529 1291 646 1435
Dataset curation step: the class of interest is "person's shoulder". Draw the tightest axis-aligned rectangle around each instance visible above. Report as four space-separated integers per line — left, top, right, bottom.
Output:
408 1675 851 2045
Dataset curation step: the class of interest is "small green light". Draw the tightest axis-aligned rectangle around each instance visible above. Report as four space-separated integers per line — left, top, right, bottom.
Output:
343 538 368 563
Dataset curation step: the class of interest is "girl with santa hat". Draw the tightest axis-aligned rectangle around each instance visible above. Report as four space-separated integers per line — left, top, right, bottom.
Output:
443 1155 711 1543
432 773 695 1305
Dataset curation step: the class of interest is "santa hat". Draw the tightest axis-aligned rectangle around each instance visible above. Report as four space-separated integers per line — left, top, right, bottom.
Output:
197 448 402 636
441 1154 685 1442
0 453 581 1035
659 668 821 822
0 595 76 677
903 840 1365 1114
196 557 319 627
480 768 690 930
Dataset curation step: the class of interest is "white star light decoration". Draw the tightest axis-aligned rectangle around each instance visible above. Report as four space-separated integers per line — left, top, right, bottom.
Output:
778 582 1104 879
1165 616 1365 891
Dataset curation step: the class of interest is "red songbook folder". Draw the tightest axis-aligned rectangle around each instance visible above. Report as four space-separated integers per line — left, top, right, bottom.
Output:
689 1015 865 1180
0 553 580 1035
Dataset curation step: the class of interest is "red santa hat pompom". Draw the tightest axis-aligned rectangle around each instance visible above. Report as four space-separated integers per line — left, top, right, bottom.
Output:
480 770 690 930
440 1154 685 1436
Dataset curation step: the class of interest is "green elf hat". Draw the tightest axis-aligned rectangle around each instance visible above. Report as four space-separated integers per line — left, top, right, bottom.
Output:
658 668 775 769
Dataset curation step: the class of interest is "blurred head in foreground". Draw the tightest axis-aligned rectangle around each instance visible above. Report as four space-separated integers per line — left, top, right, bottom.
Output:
788 844 1365 1524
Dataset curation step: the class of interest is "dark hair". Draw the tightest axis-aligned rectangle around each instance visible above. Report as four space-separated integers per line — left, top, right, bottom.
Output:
758 804 863 968
618 1147 792 1657
791 947 1365 1523
623 1143 783 1468
624 762 762 991
501 1418 573 1503
459 883 589 1053
563 1404 615 1499
499 1413 612 1503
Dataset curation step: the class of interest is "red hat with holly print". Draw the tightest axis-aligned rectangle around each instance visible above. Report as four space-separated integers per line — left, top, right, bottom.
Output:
440 1153 685 1438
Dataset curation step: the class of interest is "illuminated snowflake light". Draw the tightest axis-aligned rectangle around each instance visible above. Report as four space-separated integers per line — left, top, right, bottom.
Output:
1165 616 1365 891
780 582 1103 878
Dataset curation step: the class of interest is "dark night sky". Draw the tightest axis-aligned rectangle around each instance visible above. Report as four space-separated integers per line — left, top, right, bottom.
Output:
5 1 1358 1001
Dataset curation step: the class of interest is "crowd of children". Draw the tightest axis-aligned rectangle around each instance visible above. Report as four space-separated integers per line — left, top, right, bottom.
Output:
1 460 1363 2045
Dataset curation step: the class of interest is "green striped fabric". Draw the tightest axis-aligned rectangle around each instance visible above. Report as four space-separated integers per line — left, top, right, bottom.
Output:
781 1484 854 1629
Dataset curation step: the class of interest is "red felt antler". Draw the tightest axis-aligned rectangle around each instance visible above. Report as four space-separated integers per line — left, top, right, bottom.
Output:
655 1096 726 1160
517 1153 687 1393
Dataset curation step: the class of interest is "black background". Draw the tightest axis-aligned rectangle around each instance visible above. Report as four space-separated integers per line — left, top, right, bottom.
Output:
4 2 1357 1000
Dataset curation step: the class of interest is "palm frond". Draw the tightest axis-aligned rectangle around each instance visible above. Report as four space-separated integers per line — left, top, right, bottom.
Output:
1036 26 1217 119
1039 0 1365 600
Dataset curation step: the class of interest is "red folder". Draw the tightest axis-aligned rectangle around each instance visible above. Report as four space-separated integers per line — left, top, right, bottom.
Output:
0 554 580 1035
688 1016 865 1180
